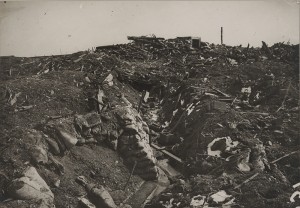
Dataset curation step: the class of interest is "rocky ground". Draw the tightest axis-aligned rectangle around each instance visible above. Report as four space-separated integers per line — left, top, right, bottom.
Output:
0 36 299 208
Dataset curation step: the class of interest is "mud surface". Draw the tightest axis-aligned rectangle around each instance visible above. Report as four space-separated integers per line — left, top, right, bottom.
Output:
0 37 299 208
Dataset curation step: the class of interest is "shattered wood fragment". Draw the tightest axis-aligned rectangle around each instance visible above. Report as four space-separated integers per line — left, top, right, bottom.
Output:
97 89 105 112
240 112 269 116
144 91 150 103
151 143 183 164
234 172 259 190
9 92 21 106
270 151 299 164
211 87 231 97
169 110 185 133
15 105 33 112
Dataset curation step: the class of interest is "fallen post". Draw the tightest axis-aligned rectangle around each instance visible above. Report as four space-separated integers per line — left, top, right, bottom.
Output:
270 150 299 164
240 112 269 116
211 87 231 97
234 172 260 190
151 143 183 164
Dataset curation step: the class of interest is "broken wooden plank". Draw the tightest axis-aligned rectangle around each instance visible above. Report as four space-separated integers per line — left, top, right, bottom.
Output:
240 112 269 116
151 143 183 164
234 172 260 190
270 150 299 164
218 98 234 102
170 110 185 133
211 87 231 97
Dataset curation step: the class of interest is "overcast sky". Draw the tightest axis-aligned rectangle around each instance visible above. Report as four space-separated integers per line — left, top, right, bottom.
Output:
0 1 299 57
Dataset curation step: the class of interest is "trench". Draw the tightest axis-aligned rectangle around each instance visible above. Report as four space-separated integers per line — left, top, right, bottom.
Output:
117 79 185 208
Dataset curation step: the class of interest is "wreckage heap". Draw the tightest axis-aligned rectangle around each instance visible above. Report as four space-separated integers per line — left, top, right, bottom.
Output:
0 36 299 208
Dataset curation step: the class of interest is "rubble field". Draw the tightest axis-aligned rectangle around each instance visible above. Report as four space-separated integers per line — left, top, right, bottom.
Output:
0 36 299 208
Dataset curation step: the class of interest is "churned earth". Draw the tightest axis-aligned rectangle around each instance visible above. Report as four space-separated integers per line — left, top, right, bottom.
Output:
0 37 299 208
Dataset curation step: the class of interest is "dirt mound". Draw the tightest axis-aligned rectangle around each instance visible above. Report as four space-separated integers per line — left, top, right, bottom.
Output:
0 37 299 208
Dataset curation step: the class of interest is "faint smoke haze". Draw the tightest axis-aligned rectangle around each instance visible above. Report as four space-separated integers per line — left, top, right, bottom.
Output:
0 1 299 57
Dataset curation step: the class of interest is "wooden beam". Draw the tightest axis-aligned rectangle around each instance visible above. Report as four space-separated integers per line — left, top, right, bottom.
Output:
221 27 223 45
211 87 231 97
151 143 183 164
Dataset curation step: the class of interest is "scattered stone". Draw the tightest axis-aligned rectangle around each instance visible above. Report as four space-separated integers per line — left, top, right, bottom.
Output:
79 197 96 208
76 176 117 208
54 179 60 188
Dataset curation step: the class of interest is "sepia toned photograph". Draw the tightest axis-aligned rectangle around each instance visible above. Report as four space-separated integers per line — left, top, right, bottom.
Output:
0 1 299 207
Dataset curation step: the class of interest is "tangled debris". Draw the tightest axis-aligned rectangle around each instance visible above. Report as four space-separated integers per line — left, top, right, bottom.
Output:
0 36 299 208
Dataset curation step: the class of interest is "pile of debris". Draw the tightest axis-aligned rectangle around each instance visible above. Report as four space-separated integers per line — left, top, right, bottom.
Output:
0 35 298 208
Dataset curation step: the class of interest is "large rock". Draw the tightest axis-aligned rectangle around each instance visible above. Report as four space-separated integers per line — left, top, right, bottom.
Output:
8 167 54 207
